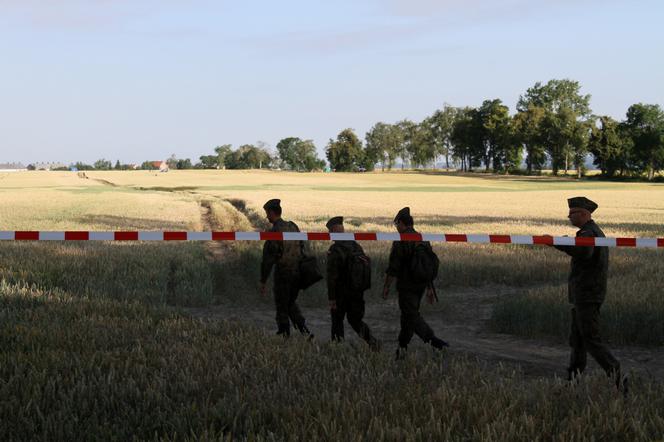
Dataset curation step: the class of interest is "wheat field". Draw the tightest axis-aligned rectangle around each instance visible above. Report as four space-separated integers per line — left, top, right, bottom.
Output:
1 170 664 440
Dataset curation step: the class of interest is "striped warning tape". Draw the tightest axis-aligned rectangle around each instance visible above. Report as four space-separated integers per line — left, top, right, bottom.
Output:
0 231 662 248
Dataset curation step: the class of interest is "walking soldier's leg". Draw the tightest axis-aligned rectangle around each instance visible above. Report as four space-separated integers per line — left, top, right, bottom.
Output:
398 289 434 347
568 306 587 379
282 276 310 335
273 283 291 336
331 299 346 341
575 303 620 378
346 295 378 348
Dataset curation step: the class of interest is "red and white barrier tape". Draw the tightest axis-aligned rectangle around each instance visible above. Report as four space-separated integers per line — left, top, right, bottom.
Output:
0 231 662 248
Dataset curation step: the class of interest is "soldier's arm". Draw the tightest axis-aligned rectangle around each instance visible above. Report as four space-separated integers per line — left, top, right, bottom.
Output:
554 229 594 259
385 241 401 278
326 248 341 301
260 240 280 283
383 242 400 297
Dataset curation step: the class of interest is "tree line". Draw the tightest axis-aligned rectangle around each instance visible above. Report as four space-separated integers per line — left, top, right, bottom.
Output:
49 78 664 180
336 79 663 180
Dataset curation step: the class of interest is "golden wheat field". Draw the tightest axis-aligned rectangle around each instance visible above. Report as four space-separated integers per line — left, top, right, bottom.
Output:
1 170 664 440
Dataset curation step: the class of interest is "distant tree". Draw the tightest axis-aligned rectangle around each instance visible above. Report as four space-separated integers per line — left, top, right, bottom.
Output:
326 128 363 172
426 105 459 170
198 155 219 169
407 120 436 168
225 144 272 169
26 164 36 171
114 160 121 170
589 116 632 177
73 162 94 171
517 79 592 175
395 120 417 169
140 161 155 170
166 154 178 170
214 145 233 169
176 158 193 170
276 137 324 171
512 105 547 173
624 103 664 180
475 99 516 172
451 107 479 171
365 122 402 171
93 159 112 170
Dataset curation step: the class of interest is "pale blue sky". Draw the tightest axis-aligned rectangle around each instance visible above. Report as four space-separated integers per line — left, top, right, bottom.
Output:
1 0 662 164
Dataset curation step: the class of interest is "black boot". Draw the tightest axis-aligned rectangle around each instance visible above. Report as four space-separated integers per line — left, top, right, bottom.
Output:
295 322 314 340
276 323 290 338
430 336 449 350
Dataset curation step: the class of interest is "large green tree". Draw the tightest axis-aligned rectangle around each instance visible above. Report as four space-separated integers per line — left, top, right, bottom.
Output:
517 79 592 175
451 107 481 171
624 103 664 180
276 137 324 171
364 122 403 171
326 129 363 172
476 99 518 173
426 105 459 170
589 116 632 177
214 145 233 169
512 105 547 173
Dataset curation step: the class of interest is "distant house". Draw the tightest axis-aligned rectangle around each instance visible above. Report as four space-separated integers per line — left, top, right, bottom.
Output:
0 162 27 172
151 161 169 172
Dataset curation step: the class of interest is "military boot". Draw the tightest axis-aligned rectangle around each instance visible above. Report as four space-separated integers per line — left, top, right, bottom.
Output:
294 322 315 341
276 323 290 338
430 336 449 350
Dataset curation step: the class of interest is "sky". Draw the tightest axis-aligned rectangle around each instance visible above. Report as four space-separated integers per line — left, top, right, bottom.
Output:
0 0 662 164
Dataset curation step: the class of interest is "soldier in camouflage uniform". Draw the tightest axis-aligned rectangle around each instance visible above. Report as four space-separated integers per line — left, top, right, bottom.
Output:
259 199 312 337
325 216 380 350
383 207 448 359
550 197 623 387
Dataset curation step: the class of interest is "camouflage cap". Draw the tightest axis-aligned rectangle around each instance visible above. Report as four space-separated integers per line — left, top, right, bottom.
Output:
394 206 411 223
568 196 598 213
325 216 343 230
263 199 281 211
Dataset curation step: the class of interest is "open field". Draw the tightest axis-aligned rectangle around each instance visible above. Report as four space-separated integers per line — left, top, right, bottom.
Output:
1 170 664 439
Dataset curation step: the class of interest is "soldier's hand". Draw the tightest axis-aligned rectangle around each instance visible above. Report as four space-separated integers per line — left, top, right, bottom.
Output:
259 283 268 297
329 300 337 311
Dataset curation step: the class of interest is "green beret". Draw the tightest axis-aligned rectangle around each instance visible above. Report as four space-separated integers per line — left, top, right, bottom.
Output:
394 207 411 223
568 197 598 213
263 199 281 211
326 216 343 230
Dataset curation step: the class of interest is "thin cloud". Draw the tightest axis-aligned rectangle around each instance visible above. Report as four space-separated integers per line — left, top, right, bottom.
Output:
0 0 217 29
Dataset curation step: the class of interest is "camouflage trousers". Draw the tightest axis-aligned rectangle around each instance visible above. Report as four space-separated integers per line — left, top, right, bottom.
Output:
330 293 376 346
273 274 306 334
568 303 621 379
397 288 434 348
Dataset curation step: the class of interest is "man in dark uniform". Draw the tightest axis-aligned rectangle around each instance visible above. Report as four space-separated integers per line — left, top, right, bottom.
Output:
326 216 380 351
382 207 448 359
259 199 312 338
550 197 623 387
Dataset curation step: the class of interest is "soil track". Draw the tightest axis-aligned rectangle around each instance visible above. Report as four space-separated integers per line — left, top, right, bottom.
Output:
188 290 664 380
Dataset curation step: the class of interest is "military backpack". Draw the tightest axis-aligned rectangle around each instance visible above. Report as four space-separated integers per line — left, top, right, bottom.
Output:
410 241 439 284
346 248 372 292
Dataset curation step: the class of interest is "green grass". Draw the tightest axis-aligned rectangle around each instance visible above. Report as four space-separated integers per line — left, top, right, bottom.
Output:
489 249 664 346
